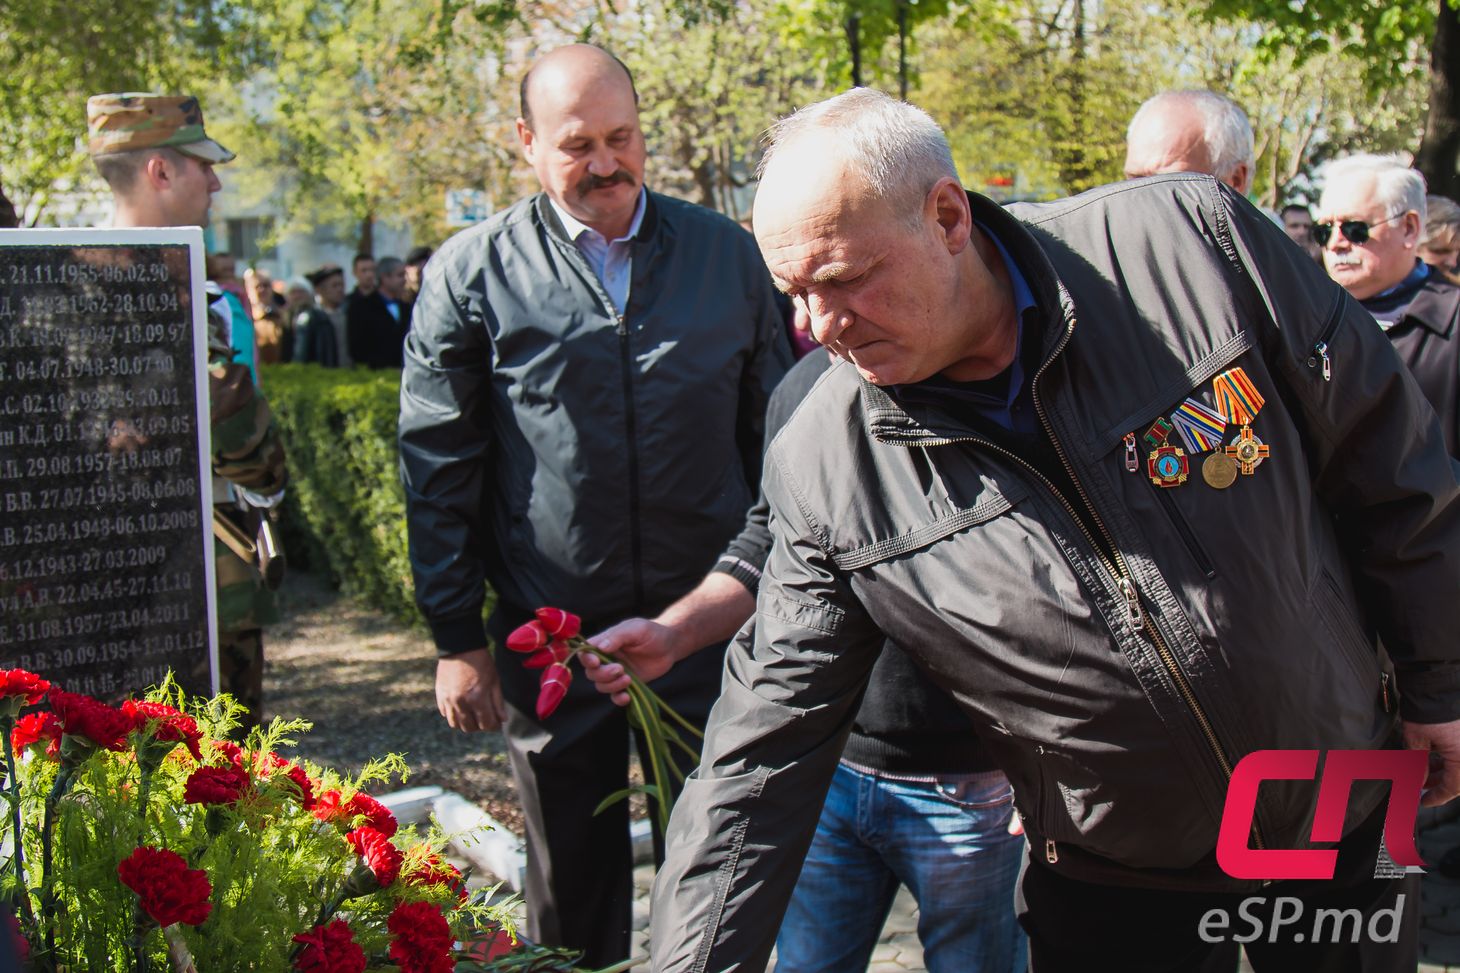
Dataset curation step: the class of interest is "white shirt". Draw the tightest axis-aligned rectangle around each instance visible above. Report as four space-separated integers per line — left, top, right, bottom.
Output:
548 189 647 315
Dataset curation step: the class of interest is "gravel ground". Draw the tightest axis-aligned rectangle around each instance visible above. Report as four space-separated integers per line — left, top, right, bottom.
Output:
259 570 527 835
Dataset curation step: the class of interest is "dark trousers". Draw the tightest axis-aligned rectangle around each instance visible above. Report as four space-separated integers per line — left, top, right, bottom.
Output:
1017 799 1419 973
500 641 723 968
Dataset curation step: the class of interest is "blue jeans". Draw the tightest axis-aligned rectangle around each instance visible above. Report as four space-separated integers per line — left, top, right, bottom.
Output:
774 762 1028 973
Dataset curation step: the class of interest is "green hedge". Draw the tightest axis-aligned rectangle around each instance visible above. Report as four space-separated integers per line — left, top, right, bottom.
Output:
259 364 419 623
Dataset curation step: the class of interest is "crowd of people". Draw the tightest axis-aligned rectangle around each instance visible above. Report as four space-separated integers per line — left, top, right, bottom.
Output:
69 41 1460 973
198 244 434 372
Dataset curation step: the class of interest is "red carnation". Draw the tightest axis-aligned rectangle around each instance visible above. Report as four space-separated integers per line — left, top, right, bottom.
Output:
387 900 455 973
409 855 468 902
534 607 581 639
343 791 397 837
212 740 245 768
12 711 61 759
184 766 250 806
292 919 367 973
536 663 572 720
504 620 550 653
314 790 397 837
123 700 203 759
117 846 212 927
0 669 50 705
283 764 318 810
50 690 133 751
523 640 571 671
345 826 402 888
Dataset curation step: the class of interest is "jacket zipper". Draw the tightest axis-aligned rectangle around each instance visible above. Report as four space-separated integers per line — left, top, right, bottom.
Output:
570 238 647 612
1027 320 1261 852
911 423 1255 858
1306 296 1344 383
1152 485 1217 579
1031 323 1246 788
616 314 645 607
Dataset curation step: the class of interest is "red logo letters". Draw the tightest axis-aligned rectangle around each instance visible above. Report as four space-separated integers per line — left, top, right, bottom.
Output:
1216 749 1428 880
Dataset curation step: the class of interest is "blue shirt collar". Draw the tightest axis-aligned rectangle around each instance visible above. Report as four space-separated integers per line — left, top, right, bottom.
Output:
549 188 647 244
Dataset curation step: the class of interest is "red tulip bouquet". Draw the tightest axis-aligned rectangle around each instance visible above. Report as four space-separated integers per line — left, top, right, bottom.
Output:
504 608 703 833
0 669 636 972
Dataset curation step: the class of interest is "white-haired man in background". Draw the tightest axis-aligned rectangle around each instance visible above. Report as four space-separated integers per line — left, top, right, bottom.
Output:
1319 153 1459 456
1124 89 1254 196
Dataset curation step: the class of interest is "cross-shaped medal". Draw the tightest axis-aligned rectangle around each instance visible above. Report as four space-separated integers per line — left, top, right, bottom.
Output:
1224 425 1269 475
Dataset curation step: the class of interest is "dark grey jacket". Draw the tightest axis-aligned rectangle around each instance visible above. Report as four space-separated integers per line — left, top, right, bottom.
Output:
399 191 790 664
651 177 1460 972
1369 269 1460 457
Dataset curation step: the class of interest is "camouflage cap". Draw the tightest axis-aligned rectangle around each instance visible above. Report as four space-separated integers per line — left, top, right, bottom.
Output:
86 93 236 164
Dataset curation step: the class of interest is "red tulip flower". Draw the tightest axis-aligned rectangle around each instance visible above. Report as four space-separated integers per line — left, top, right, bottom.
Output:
523 640 571 670
537 663 572 720
535 607 581 639
505 621 551 653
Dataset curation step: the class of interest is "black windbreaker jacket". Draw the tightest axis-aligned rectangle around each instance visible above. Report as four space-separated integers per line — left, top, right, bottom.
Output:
398 191 790 685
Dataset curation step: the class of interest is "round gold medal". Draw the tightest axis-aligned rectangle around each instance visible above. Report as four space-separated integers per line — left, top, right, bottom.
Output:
1202 451 1237 489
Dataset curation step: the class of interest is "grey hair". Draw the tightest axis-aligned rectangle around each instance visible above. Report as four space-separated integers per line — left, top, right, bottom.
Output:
1321 154 1427 224
1424 194 1460 243
758 88 958 224
376 256 405 276
1127 90 1255 183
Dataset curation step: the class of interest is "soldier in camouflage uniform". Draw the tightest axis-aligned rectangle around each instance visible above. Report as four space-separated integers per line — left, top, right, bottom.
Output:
87 93 288 726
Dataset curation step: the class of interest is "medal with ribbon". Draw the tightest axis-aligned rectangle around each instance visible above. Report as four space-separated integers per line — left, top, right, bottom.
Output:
1170 397 1227 454
1212 367 1265 426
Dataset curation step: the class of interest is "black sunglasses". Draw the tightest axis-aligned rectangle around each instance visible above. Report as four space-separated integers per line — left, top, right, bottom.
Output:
1313 212 1405 247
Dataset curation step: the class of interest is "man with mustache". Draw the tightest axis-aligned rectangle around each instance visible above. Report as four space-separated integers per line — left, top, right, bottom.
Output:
1319 153 1459 456
397 44 789 965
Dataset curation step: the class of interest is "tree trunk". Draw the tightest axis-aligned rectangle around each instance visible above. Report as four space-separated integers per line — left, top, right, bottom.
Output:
356 213 375 257
1415 0 1459 199
898 2 908 100
0 182 18 229
845 13 862 88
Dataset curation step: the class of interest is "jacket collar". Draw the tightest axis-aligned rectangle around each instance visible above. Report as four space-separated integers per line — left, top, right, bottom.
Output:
862 190 1071 446
535 188 661 247
1395 274 1460 339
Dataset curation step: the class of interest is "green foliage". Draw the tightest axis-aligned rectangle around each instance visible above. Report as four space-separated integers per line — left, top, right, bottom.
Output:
261 363 421 624
618 0 823 216
1202 0 1444 93
0 0 230 223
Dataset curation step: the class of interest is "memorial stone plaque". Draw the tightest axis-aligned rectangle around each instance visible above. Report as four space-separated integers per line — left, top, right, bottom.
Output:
0 228 217 699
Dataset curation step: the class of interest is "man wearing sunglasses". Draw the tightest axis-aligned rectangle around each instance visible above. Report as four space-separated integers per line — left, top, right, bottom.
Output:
1318 153 1459 456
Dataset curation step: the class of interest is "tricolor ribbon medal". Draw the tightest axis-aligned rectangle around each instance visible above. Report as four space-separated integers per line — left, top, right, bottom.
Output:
1147 445 1189 488
1212 367 1265 426
1170 397 1227 454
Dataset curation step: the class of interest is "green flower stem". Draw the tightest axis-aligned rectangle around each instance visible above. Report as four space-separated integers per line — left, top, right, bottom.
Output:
2 717 28 911
574 645 704 740
618 675 703 742
287 883 350 964
131 909 153 973
39 763 77 973
625 690 670 835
